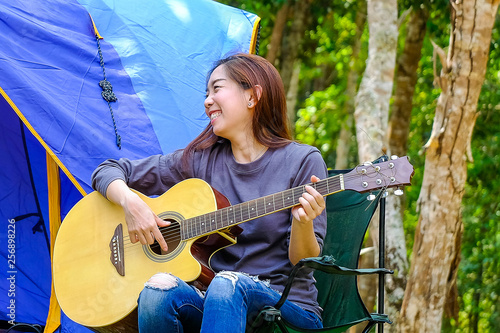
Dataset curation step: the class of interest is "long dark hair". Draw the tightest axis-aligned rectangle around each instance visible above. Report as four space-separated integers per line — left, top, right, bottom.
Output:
182 53 292 166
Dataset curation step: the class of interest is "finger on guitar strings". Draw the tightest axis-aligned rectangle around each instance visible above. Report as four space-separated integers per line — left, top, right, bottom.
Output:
128 232 140 244
303 185 325 212
307 175 326 210
152 225 169 252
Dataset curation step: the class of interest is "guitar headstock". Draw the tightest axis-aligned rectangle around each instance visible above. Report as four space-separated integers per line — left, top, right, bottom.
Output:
343 156 414 193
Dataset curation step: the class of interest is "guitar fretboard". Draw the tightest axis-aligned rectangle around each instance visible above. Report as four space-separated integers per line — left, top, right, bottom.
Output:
181 174 344 240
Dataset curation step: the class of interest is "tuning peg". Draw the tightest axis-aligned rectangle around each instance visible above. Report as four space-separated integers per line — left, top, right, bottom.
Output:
382 191 389 198
367 193 377 201
394 187 404 196
391 155 399 160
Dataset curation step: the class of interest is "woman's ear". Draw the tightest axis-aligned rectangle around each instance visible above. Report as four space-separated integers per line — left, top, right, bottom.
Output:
248 85 263 107
254 85 262 101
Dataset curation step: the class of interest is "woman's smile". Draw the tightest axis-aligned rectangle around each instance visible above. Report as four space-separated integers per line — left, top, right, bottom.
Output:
209 111 222 123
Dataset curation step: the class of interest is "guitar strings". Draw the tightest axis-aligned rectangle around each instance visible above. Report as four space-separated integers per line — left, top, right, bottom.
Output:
120 164 398 252
122 222 183 250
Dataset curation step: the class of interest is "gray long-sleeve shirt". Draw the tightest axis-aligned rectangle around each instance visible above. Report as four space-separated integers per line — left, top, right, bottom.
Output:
91 141 328 316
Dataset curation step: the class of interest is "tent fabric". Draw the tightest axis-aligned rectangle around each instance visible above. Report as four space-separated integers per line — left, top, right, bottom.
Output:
0 0 259 331
1 95 54 326
80 0 260 155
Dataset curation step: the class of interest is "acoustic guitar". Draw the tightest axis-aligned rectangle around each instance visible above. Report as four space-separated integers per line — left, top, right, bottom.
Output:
52 156 413 331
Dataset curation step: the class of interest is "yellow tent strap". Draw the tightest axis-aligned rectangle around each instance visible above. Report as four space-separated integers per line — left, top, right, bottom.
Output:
0 87 86 197
89 13 103 39
44 152 62 333
249 17 261 55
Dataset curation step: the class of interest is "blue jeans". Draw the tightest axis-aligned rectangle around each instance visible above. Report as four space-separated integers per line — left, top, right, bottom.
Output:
137 271 323 333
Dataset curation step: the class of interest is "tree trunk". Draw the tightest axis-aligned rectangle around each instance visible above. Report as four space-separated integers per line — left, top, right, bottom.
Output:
353 2 398 330
266 1 290 66
398 1 500 332
388 7 428 158
354 0 397 161
335 115 353 170
384 7 429 332
280 0 311 94
286 60 301 134
335 0 367 170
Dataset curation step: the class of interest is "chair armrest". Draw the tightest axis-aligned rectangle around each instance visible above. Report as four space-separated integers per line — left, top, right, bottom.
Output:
274 255 393 310
300 255 393 276
370 313 393 324
249 305 282 332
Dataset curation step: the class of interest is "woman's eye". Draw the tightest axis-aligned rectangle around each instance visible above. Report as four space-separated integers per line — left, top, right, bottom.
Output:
206 85 222 97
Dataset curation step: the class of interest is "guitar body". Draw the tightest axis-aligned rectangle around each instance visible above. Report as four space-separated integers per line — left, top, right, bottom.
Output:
53 178 238 329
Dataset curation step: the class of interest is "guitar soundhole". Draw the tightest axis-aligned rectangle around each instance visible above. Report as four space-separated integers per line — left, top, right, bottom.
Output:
149 219 181 255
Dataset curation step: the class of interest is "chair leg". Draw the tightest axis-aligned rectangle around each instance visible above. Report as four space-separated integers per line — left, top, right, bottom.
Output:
362 321 377 333
275 319 291 333
377 196 386 333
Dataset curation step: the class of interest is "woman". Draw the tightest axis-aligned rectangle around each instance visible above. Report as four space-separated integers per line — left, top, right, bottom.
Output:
91 53 327 332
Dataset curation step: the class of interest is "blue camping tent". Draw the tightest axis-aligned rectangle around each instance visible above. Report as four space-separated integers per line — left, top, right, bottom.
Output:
0 0 259 331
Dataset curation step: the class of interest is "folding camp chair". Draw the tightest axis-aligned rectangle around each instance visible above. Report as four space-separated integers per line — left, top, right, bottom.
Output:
250 156 412 333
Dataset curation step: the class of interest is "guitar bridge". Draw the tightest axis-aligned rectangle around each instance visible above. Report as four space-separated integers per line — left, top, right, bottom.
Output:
109 224 125 276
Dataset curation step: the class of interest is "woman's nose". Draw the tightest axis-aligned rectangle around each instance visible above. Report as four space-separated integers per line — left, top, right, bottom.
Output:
204 95 213 109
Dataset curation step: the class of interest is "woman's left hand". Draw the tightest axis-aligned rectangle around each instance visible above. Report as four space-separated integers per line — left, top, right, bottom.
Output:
291 175 325 224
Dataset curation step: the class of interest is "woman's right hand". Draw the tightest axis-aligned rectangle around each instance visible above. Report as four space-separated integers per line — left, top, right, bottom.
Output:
106 179 170 251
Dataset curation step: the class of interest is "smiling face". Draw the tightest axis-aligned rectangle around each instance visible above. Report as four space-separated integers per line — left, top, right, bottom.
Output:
204 65 254 142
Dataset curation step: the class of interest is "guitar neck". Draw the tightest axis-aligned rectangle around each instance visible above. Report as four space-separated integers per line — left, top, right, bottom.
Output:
181 174 344 240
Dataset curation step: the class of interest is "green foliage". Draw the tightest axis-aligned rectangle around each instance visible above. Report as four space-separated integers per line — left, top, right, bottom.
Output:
295 4 367 167
218 1 500 329
295 84 345 166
